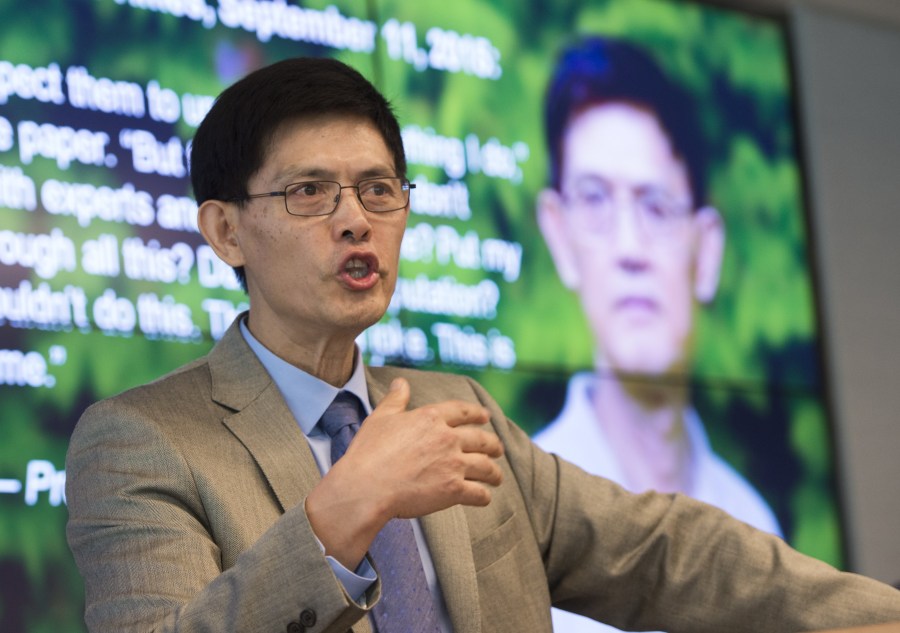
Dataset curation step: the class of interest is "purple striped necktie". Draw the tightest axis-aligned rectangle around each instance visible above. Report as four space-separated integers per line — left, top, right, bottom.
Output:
319 391 443 633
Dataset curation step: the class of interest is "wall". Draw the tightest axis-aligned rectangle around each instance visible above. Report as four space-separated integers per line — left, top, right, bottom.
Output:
791 3 900 584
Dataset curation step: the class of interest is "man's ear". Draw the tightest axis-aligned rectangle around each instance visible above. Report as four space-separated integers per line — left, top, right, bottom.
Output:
693 206 725 303
197 199 246 268
537 188 580 289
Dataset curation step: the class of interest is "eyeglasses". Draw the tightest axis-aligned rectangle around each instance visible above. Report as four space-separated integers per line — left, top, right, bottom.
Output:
236 177 415 217
562 176 692 236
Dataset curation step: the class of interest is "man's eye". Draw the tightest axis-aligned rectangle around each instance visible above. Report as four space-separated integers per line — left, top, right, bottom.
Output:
578 187 611 205
642 199 667 219
361 180 393 196
640 193 680 220
287 183 324 197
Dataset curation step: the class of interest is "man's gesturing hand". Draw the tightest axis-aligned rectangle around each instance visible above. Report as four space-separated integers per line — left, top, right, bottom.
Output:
305 378 504 569
349 377 504 516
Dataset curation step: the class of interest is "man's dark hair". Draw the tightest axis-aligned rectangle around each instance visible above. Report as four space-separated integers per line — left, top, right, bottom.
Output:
544 36 707 207
190 57 406 290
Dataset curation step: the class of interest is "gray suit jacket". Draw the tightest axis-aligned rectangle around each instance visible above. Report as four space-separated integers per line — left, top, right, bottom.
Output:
66 319 900 633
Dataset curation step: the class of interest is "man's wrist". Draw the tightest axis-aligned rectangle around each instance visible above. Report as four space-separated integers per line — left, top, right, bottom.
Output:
305 473 386 570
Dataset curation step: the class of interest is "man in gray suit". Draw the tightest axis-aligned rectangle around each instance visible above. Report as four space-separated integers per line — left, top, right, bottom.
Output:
66 57 900 633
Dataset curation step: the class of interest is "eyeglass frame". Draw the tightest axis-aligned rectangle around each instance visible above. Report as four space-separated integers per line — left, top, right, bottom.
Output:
558 175 694 237
229 176 416 217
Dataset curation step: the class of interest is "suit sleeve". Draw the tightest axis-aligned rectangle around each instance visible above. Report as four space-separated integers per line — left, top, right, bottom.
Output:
463 377 900 633
65 396 376 633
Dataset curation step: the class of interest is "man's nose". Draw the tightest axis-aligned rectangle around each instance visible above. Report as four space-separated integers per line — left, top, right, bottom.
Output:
610 197 651 270
332 187 372 241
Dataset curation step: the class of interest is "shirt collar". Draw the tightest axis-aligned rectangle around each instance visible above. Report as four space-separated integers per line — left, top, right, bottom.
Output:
239 317 372 436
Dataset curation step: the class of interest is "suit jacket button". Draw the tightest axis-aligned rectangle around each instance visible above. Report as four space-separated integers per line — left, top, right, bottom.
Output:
286 621 303 633
299 609 317 627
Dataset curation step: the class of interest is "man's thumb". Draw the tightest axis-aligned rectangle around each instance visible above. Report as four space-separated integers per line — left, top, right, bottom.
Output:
371 377 410 417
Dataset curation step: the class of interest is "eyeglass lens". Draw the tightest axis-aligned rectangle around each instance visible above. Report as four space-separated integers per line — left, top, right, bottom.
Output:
284 178 409 216
566 176 690 235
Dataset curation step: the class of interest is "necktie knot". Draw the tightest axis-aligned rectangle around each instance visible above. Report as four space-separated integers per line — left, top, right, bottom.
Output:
319 391 363 466
319 391 363 440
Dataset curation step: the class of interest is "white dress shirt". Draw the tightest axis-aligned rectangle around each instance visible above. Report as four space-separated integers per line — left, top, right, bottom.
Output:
534 371 782 633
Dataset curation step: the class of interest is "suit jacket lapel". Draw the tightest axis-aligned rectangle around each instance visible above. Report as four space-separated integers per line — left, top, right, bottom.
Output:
420 508 482 632
208 319 321 512
366 367 483 633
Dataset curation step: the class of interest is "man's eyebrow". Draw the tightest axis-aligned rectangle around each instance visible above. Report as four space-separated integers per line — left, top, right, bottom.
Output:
355 166 398 179
272 166 330 184
565 173 613 189
273 165 397 185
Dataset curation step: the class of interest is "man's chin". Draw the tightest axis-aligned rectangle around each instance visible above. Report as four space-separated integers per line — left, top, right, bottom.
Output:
598 350 683 382
338 299 390 333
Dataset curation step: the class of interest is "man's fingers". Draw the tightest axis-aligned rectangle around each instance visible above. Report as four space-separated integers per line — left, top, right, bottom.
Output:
441 401 491 428
454 480 494 508
462 453 503 487
456 426 504 458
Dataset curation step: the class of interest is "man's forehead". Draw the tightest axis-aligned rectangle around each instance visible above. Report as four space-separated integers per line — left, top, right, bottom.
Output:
563 103 691 194
255 115 395 185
